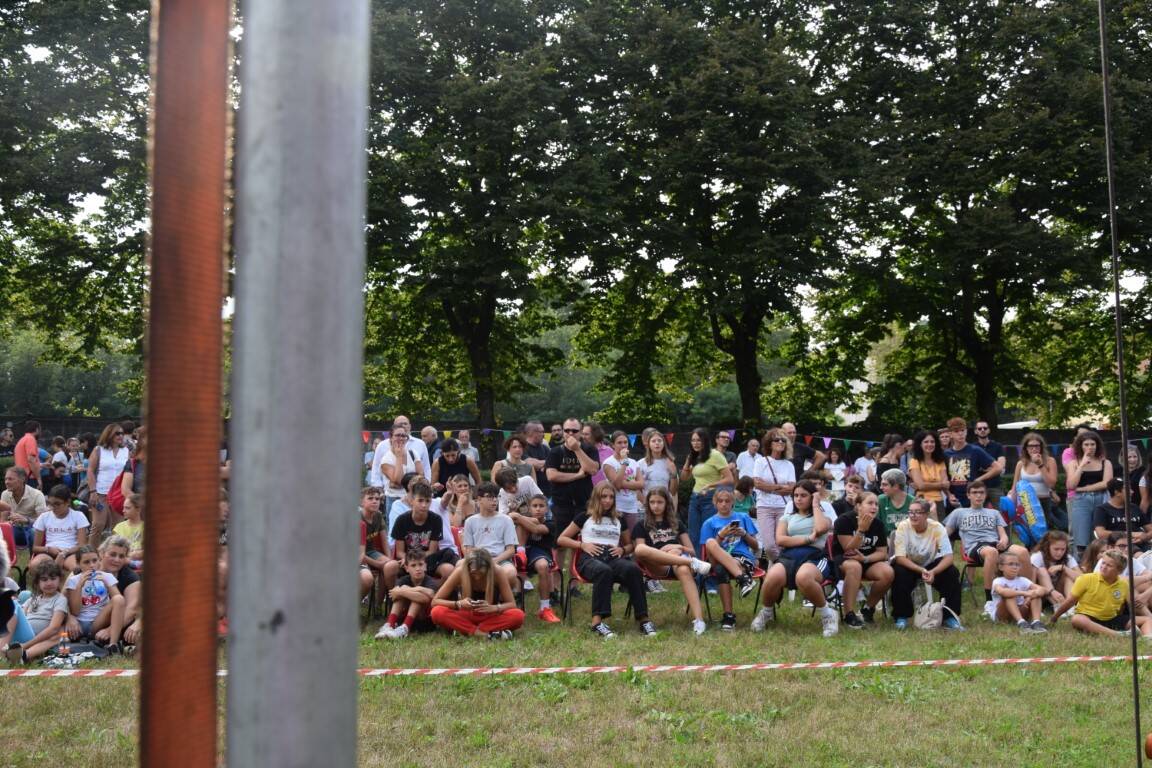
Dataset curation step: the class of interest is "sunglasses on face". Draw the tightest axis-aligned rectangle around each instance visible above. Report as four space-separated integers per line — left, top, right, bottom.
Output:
563 428 580 434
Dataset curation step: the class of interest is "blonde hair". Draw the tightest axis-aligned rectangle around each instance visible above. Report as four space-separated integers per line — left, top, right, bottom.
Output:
586 480 620 524
460 549 496 604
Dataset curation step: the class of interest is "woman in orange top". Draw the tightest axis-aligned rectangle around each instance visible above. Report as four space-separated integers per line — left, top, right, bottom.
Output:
907 430 948 510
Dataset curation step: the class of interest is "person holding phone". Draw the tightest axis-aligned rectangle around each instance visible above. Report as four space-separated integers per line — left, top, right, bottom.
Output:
428 549 524 640
700 489 760 630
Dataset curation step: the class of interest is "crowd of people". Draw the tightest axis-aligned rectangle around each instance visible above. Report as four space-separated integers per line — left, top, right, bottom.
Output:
355 414 1152 642
3 413 1151 662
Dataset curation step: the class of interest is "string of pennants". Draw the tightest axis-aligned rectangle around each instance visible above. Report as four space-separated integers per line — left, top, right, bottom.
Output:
360 429 1152 455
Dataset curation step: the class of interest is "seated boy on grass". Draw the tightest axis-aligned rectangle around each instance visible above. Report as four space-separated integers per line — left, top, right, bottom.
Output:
700 488 760 631
375 548 441 639
1051 550 1152 637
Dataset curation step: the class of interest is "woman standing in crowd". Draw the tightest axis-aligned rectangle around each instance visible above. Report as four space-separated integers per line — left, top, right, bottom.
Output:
430 438 482 492
1011 432 1060 524
581 421 613 485
824 447 848 500
603 431 644 531
86 423 130 548
753 427 795 561
1064 430 1112 556
873 434 905 491
907 430 948 512
681 428 735 554
488 434 535 485
1120 444 1143 508
641 431 678 507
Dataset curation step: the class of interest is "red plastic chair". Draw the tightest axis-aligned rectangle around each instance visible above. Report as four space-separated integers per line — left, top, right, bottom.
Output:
699 545 764 622
1 523 25 589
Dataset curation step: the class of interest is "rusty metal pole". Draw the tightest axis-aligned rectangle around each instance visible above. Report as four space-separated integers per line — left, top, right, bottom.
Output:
227 0 370 764
141 0 230 766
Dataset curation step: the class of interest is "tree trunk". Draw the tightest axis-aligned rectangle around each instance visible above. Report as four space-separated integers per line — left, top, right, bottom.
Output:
710 309 764 427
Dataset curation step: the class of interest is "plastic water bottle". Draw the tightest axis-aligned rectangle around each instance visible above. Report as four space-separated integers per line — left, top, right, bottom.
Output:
58 631 70 657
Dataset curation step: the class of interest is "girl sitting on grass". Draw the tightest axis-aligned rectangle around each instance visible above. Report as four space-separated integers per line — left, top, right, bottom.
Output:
64 546 126 652
4 560 69 664
429 549 525 640
630 487 711 635
1029 531 1081 609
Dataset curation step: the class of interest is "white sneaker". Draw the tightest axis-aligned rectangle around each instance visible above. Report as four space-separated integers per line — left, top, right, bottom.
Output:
821 608 839 638
391 624 409 639
983 600 995 621
646 579 667 594
522 579 534 592
689 558 712 577
692 619 707 636
374 624 396 639
751 606 775 632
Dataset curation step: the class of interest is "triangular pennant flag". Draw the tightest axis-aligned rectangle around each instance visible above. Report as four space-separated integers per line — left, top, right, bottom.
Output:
482 429 492 435
1143 438 1149 450
822 437 831 449
503 430 512 439
865 441 874 449
361 431 370 443
843 439 851 448
727 429 736 440
443 430 452 440
628 434 638 447
1050 444 1060 455
382 430 391 439
543 434 551 445
803 435 813 445
665 432 675 445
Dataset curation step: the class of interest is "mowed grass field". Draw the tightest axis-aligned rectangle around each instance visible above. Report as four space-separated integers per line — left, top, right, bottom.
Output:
4 583 1151 768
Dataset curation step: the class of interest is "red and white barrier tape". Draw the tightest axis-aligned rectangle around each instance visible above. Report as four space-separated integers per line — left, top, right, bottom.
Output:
3 654 1150 678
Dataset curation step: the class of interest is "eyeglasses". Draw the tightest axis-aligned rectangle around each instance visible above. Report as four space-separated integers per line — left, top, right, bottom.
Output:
393 434 408 440
114 431 124 436
563 428 580 434
1026 443 1041 448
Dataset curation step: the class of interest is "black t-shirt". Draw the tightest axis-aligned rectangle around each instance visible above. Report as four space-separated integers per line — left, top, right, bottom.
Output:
436 454 470 482
792 442 817 478
525 519 557 551
390 511 444 553
396 573 442 592
546 442 599 507
631 518 688 550
1092 502 1150 535
524 441 553 497
831 512 888 559
115 564 140 593
977 440 1004 462
362 509 385 541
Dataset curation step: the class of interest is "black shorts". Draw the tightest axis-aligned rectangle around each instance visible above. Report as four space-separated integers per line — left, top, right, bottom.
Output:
525 545 554 569
712 554 755 582
1085 613 1130 632
965 544 1000 565
428 549 459 570
778 547 832 589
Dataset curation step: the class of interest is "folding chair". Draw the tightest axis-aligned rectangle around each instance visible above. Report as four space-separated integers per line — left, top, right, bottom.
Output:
516 547 562 614
958 548 983 609
699 548 764 622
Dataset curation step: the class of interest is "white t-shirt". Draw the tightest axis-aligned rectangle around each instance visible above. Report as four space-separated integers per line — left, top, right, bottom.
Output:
735 451 760 480
65 570 118 622
1030 551 1079 571
498 475 543 515
602 456 642 514
992 575 1035 609
378 448 420 498
33 509 90 549
853 457 875 481
1095 556 1148 582
429 499 459 555
754 456 795 508
411 439 432 481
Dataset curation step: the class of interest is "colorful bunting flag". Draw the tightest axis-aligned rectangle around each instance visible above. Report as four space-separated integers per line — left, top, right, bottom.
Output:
443 430 452 440
727 429 736 440
628 434 638 447
665 432 675 445
361 431 370 443
543 434 551 445
822 437 831 449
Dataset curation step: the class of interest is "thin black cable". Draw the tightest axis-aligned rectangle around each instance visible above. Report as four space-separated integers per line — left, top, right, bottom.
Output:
1095 0 1142 764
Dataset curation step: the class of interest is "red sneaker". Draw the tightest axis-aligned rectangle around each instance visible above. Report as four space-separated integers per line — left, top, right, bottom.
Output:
537 607 561 624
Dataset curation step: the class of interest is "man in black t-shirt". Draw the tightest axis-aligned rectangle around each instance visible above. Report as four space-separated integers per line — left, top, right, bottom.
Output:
1093 478 1152 550
831 495 893 628
521 420 553 497
545 417 600 573
783 422 825 478
974 420 1006 501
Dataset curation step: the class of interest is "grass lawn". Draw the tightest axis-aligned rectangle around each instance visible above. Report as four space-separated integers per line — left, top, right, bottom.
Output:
4 584 1151 768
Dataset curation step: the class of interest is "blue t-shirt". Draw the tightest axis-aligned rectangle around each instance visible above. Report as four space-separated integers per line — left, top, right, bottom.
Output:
700 512 759 561
945 444 995 507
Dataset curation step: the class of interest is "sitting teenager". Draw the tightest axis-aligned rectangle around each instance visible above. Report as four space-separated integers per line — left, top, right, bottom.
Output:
4 560 68 664
376 549 442 639
437 473 474 528
943 480 1013 609
429 549 525 639
1092 478 1152 551
752 480 838 637
1029 531 1082 609
630 487 711 635
386 480 454 588
1051 550 1152 637
557 480 657 638
65 546 126 651
832 491 894 628
462 482 520 593
96 535 142 646
701 488 760 631
989 550 1048 634
111 493 145 568
495 467 543 517
30 484 89 573
509 494 561 623
890 498 963 630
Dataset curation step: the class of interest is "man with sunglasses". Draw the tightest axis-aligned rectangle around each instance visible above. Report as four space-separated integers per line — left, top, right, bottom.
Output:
973 420 1006 502
545 418 601 574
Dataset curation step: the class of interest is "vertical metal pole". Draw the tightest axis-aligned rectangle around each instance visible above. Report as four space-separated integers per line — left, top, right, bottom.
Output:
142 0 229 765
1096 0 1143 764
228 0 370 764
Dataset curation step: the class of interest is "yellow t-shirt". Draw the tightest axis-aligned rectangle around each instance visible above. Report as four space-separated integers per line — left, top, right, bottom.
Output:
112 519 144 553
1072 572 1129 621
908 458 946 503
691 451 730 492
